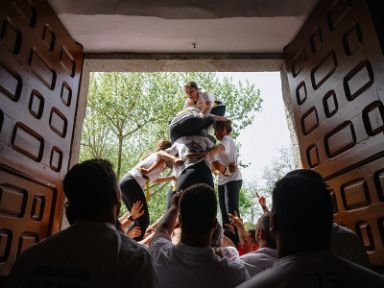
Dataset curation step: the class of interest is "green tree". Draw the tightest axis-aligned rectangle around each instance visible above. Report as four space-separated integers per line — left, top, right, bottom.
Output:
80 72 262 221
261 145 297 195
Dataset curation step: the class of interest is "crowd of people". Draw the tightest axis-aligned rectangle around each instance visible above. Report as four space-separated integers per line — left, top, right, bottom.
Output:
5 82 384 287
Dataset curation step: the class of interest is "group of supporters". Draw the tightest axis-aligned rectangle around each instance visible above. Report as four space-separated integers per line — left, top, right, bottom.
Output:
5 82 384 287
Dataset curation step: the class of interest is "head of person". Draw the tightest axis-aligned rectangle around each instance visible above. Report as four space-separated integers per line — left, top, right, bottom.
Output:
179 183 218 246
63 159 121 223
271 169 333 257
156 139 172 151
214 120 232 140
184 81 199 103
255 212 276 249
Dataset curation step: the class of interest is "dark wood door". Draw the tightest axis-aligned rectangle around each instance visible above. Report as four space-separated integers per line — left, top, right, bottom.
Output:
284 0 384 266
0 0 83 276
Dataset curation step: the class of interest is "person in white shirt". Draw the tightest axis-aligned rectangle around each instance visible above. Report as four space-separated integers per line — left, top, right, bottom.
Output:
237 169 384 288
119 139 182 240
149 183 248 288
163 135 215 191
208 120 242 225
184 81 215 115
6 159 157 288
240 212 278 277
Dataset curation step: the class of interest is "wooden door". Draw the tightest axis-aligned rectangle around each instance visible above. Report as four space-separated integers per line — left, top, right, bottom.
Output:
284 0 384 266
0 0 83 276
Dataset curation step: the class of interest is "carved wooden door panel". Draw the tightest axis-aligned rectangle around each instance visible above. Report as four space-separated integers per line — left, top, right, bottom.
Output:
285 0 384 266
0 0 83 276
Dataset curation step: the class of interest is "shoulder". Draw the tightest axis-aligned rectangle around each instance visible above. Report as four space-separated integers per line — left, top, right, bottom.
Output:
199 90 215 102
236 258 296 288
215 256 249 285
220 135 235 149
149 236 173 255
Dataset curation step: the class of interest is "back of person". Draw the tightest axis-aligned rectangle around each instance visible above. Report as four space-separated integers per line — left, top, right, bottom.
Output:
6 159 156 288
149 183 248 288
238 250 383 288
151 238 246 288
240 247 278 277
240 213 278 277
6 222 154 288
237 169 384 288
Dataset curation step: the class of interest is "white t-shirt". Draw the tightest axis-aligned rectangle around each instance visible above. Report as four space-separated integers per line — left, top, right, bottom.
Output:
240 247 278 277
237 250 384 288
149 237 248 288
331 223 370 268
127 153 163 188
166 135 214 172
184 90 215 113
6 222 156 288
214 135 242 185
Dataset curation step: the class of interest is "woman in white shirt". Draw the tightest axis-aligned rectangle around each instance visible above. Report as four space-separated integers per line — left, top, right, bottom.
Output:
119 140 181 240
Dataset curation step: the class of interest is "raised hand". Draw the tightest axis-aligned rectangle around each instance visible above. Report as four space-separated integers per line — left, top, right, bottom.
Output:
130 201 145 220
127 225 142 239
256 192 269 212
228 211 244 229
228 162 238 173
140 167 149 175
224 223 236 234
174 158 185 166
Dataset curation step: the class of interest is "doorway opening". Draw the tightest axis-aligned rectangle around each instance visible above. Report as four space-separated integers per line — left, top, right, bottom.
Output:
75 65 300 228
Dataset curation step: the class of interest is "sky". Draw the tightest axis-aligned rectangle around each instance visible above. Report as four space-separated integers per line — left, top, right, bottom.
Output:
216 72 292 186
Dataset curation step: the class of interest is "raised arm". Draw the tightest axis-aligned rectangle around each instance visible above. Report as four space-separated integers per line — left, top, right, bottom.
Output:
151 192 181 241
140 151 183 175
152 175 176 184
256 192 269 213
157 151 184 166
119 200 145 233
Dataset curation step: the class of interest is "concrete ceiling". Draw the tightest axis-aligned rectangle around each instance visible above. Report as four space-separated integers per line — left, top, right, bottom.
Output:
48 0 318 54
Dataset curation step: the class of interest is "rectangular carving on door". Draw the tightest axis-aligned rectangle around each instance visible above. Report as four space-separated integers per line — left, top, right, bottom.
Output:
285 0 384 266
0 0 83 277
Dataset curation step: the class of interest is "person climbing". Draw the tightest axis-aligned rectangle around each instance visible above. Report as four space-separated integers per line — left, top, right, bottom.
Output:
119 139 183 240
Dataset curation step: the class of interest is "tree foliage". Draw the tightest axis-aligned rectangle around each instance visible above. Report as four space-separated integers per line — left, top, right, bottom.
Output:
80 72 262 222
261 146 298 195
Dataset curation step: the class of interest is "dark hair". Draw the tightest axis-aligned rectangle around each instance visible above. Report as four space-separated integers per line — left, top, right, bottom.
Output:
64 202 78 225
184 81 199 90
156 139 172 151
272 170 333 252
63 159 118 218
286 169 324 183
214 120 232 134
179 184 217 235
256 212 276 249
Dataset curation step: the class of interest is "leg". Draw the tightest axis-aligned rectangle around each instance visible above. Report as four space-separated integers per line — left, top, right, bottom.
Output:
119 176 150 241
226 180 243 218
218 184 230 225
